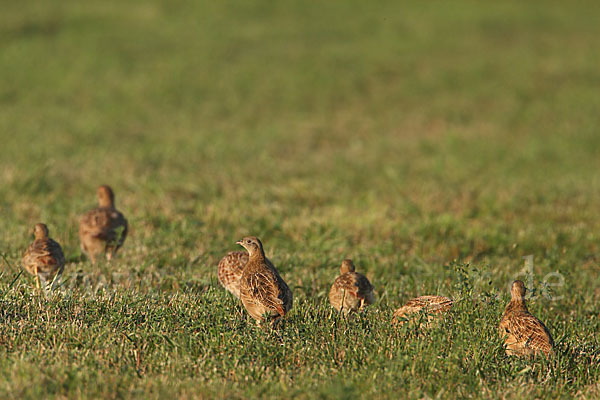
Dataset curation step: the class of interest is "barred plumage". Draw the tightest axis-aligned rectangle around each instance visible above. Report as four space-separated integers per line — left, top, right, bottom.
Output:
392 295 453 328
499 280 554 357
328 259 375 313
237 236 293 325
217 251 248 298
22 223 65 290
79 185 128 263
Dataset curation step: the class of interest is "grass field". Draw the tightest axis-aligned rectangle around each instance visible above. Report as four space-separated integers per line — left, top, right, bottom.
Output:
1 0 600 398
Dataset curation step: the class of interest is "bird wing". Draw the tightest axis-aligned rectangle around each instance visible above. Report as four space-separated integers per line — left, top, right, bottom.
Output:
266 258 293 313
46 238 66 266
80 208 112 238
393 295 453 325
80 208 127 243
332 273 360 297
353 273 374 299
507 311 554 348
217 251 249 296
22 239 65 274
218 252 248 275
242 267 285 316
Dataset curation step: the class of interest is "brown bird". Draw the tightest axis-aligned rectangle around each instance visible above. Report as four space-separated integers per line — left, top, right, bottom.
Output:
392 295 453 328
79 185 128 263
237 236 293 325
21 223 66 290
217 251 248 298
328 259 375 313
499 280 554 357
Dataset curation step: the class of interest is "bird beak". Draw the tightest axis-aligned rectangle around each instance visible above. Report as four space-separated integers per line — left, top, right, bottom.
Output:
236 239 243 246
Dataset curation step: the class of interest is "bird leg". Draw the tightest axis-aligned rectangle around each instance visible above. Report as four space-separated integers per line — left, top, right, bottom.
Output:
34 266 40 289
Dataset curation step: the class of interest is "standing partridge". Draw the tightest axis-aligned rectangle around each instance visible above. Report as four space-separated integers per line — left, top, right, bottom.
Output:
217 251 248 298
328 259 375 313
22 223 65 290
392 295 453 328
237 236 293 325
79 185 128 263
499 280 554 357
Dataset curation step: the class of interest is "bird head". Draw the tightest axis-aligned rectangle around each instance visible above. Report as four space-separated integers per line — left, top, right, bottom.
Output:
34 223 49 240
340 259 355 274
236 236 264 257
97 185 115 208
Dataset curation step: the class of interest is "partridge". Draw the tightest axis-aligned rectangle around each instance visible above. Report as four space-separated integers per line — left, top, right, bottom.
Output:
79 185 128 263
499 280 554 357
237 236 293 325
217 251 248 298
392 295 453 328
22 223 65 290
328 259 375 313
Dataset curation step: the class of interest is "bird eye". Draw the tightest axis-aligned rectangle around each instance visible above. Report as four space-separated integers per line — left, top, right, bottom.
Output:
246 239 252 244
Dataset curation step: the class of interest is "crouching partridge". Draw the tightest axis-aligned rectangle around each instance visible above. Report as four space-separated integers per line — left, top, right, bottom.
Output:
392 295 453 328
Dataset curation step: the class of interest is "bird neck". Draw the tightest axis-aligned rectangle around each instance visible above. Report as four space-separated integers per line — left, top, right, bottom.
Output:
509 297 528 312
248 249 266 263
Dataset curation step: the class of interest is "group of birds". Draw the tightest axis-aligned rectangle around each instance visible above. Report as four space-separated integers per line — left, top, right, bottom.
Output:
18 185 554 358
218 237 555 358
21 185 128 289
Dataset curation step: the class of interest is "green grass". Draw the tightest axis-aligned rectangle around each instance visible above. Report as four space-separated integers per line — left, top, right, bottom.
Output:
1 0 600 398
